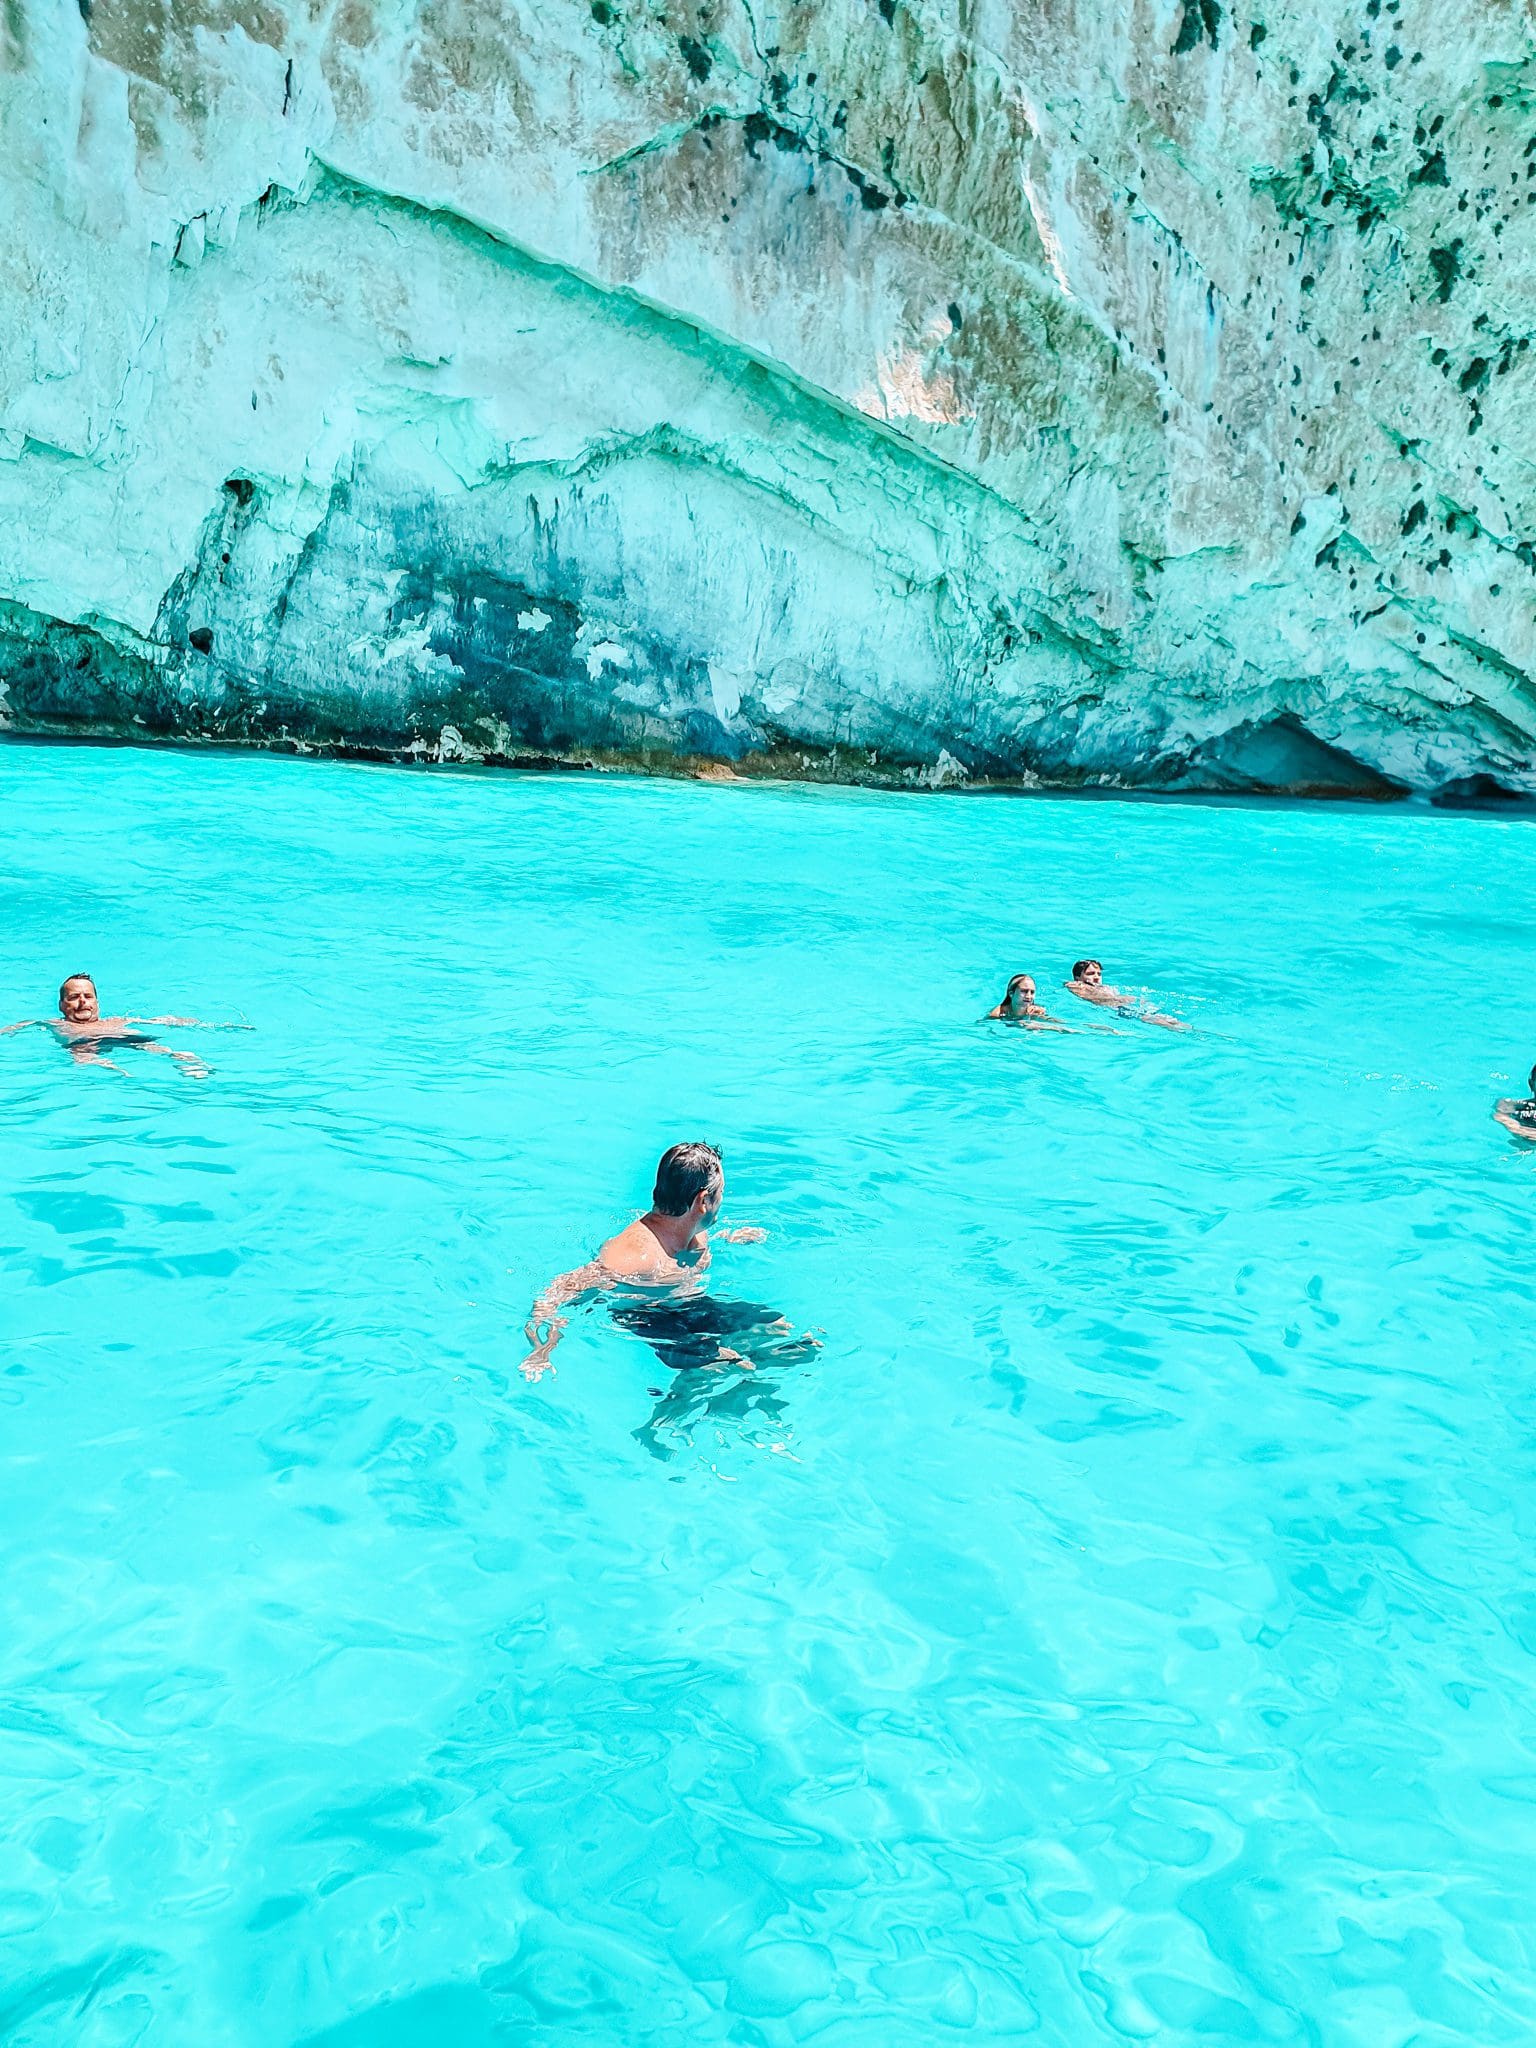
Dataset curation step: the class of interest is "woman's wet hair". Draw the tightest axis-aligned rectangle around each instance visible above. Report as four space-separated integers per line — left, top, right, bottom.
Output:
653 1141 723 1216
59 972 96 1006
1005 974 1035 1001
1072 959 1099 980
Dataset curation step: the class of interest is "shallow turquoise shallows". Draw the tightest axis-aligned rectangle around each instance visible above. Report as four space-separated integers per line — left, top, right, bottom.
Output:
4 742 1536 2048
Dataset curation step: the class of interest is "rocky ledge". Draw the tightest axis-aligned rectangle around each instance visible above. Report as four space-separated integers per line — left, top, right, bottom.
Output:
2 0 1534 797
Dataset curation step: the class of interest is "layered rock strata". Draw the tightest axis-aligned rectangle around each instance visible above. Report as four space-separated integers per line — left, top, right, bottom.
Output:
2 0 1534 795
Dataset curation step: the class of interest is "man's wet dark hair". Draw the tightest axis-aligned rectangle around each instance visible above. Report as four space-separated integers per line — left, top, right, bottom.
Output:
1527 1063 1536 1098
652 1141 723 1217
1072 959 1100 980
59 973 96 1006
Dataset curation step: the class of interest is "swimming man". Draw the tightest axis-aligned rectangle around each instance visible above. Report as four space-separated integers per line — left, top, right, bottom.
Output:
986 974 1073 1031
522 1141 790 1382
1494 1066 1536 1140
1 974 214 1075
1064 958 1188 1031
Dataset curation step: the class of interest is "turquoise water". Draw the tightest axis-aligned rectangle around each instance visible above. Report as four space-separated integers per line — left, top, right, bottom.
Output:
3 741 1536 2047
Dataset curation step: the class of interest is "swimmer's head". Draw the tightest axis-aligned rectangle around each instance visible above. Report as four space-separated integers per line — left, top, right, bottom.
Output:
653 1141 724 1223
59 974 99 1023
1528 1063 1536 1097
1004 973 1038 1013
1072 959 1103 986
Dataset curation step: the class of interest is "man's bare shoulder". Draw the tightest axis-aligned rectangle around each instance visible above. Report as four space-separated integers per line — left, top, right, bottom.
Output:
596 1218 673 1278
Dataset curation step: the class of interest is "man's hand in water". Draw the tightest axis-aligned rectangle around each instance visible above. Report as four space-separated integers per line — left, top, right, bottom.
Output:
715 1226 768 1244
521 1327 561 1382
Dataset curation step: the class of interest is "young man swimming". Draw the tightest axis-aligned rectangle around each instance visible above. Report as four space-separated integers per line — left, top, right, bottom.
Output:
521 1141 779 1382
1064 958 1188 1032
985 974 1073 1031
1 974 214 1075
1494 1066 1536 1140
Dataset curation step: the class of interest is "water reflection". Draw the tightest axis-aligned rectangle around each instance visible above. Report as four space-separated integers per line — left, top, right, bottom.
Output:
610 1295 822 1460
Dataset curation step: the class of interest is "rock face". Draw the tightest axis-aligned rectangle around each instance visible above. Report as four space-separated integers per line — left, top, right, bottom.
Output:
1 0 1534 794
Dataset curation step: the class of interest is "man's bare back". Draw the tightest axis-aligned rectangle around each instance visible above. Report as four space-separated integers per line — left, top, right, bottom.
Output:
522 1143 767 1381
596 1214 712 1285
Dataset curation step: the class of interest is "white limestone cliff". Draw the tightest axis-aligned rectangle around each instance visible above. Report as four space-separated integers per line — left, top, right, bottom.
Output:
1 0 1534 794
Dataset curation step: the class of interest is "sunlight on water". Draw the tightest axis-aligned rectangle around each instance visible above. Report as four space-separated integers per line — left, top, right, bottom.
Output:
2 742 1535 2046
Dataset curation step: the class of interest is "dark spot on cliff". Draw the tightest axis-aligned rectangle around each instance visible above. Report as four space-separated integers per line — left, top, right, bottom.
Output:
282 57 293 115
1437 548 1451 567
742 111 804 159
1301 272 1316 291
1411 149 1448 186
1290 509 1305 533
1428 241 1462 300
677 34 712 80
1315 538 1340 568
223 476 256 507
832 100 848 129
1459 355 1490 393
877 0 895 22
768 69 791 106
1384 45 1401 65
847 165 892 209
590 0 612 22
947 301 963 327
1402 499 1427 534
76 0 88 17
1172 0 1221 53
188 626 213 655
1250 20 1266 47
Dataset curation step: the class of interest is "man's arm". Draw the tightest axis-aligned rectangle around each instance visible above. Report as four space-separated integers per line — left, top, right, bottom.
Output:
128 1014 237 1028
521 1259 610 1380
713 1226 768 1244
1494 1102 1536 1140
0 1020 39 1036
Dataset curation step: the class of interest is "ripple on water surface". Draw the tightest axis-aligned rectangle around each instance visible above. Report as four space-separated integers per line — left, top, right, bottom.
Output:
2 746 1536 2045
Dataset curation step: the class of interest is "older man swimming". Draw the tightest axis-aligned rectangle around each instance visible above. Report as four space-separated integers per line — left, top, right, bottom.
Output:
1 974 216 1075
